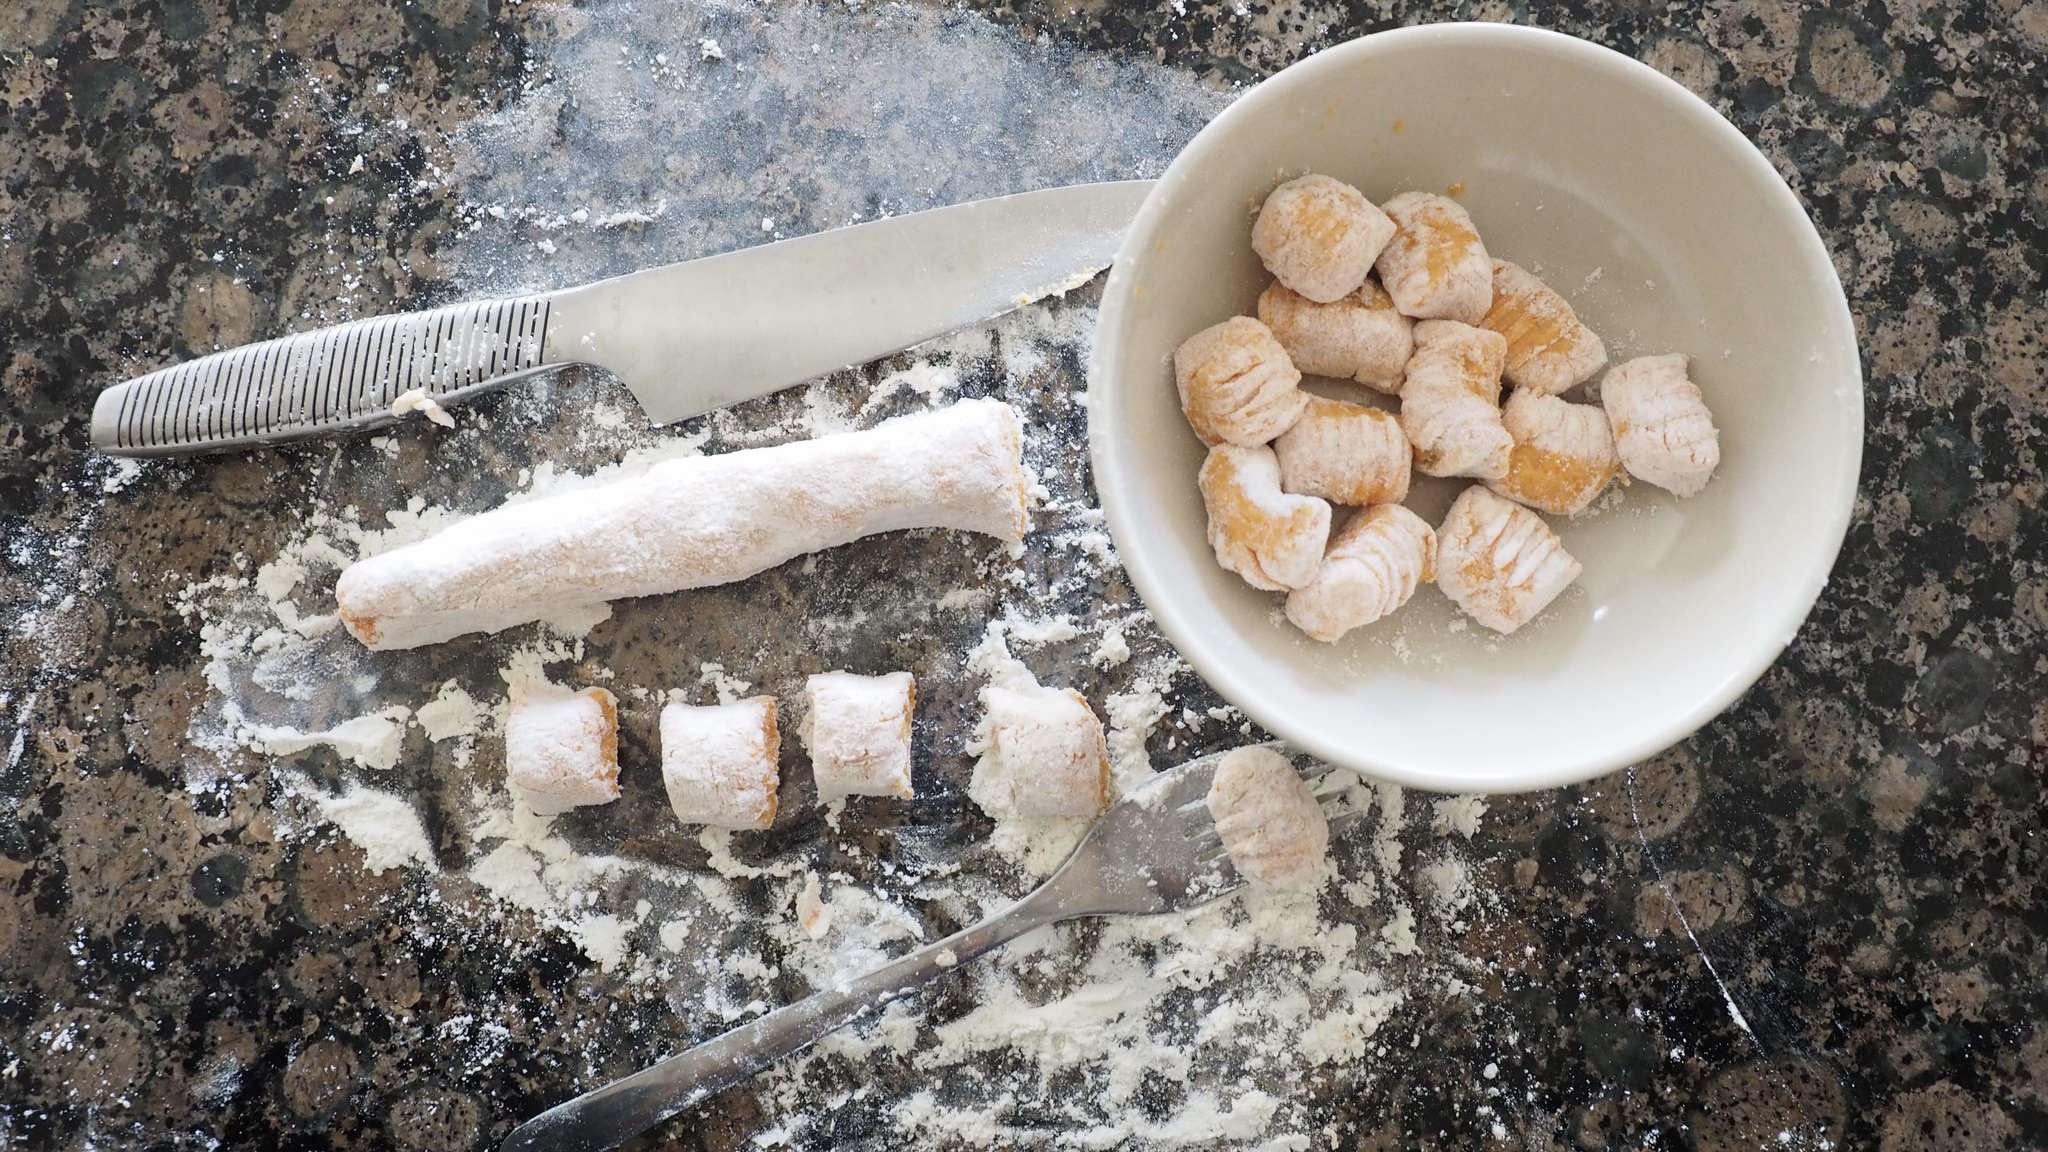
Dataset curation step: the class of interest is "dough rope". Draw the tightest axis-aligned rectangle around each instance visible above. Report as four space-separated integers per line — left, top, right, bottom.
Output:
335 399 1030 650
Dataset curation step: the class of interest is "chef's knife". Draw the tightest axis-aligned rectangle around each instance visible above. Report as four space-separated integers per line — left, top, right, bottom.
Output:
90 180 1154 457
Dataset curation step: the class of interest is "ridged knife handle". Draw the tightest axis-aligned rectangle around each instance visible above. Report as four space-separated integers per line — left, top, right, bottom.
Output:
91 294 565 456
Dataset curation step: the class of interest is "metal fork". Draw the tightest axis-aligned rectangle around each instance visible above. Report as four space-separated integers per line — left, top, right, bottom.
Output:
500 744 1361 1151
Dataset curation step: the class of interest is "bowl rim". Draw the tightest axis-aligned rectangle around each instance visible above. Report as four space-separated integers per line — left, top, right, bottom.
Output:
1087 22 1865 795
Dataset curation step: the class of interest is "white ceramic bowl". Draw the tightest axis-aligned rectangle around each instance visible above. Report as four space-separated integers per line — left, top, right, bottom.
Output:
1090 24 1862 794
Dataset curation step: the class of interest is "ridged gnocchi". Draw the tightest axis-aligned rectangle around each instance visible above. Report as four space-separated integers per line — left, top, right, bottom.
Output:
1436 486 1582 634
1273 395 1411 507
1480 259 1608 395
1488 390 1620 516
1374 192 1493 323
1206 746 1329 890
1199 444 1333 592
1251 174 1396 303
1399 320 1513 480
1602 354 1721 498
1256 278 1414 393
1166 178 1723 643
1174 316 1308 447
1284 505 1437 643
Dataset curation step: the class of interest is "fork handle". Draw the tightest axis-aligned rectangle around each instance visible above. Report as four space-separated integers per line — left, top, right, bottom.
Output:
500 889 1063 1152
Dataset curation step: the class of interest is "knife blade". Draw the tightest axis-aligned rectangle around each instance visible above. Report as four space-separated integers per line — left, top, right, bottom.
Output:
89 180 1155 456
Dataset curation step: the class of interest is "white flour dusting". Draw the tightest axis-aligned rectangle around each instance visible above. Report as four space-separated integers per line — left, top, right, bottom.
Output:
147 2 1512 1146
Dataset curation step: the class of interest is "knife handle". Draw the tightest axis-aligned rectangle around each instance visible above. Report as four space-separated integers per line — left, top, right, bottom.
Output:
90 294 568 457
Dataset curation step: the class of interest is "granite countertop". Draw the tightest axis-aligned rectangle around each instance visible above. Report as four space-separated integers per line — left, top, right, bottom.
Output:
2 1 2045 1149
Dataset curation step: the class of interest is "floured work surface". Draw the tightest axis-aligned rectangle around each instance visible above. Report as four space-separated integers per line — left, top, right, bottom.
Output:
8 0 2030 1149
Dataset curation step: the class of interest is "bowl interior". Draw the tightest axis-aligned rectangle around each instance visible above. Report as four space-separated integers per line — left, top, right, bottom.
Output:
1091 25 1862 794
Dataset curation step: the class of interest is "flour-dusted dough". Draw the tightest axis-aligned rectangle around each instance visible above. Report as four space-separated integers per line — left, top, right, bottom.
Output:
504 686 620 816
1602 354 1721 498
981 681 1111 819
1205 746 1329 890
661 696 781 830
1198 444 1333 592
1173 316 1308 447
1436 486 1582 634
1272 396 1411 507
335 399 1030 650
1479 259 1607 395
802 671 916 802
1284 505 1436 643
1488 390 1619 516
1250 174 1396 304
1374 192 1493 323
1399 320 1513 480
1256 279 1414 393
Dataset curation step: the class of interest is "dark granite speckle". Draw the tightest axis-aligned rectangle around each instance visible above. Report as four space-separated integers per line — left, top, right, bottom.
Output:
1 0 2045 1150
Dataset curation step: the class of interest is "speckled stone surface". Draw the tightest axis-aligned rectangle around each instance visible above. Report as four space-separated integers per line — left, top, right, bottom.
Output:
2 1 2045 1149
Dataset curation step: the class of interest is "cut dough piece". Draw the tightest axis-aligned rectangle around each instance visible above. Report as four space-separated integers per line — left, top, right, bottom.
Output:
1284 505 1437 643
1436 486 1582 634
1399 320 1513 480
1206 746 1329 890
1198 444 1333 591
1173 316 1308 447
504 686 621 816
979 681 1111 819
335 399 1030 650
802 671 916 802
1488 390 1619 516
1602 354 1720 498
661 696 781 830
1256 279 1414 393
1479 259 1608 395
1374 192 1493 323
1272 396 1411 507
1251 174 1396 303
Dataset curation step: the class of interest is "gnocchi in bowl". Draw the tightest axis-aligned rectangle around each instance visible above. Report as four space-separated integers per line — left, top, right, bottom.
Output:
1088 24 1861 794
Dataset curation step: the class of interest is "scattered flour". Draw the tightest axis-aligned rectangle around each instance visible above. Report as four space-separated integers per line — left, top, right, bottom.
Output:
140 2 1512 1145
1432 794 1489 839
241 706 412 772
311 784 437 873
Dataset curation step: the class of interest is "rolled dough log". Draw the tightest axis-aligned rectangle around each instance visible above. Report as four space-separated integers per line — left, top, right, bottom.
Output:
335 399 1030 649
